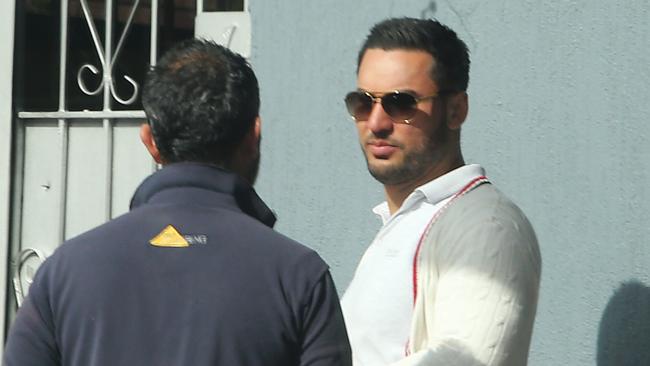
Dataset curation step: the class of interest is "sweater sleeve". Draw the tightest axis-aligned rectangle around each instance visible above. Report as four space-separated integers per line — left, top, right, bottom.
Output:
394 190 541 366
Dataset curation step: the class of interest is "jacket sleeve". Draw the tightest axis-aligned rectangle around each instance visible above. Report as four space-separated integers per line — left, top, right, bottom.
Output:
393 197 541 366
4 266 61 366
299 270 353 366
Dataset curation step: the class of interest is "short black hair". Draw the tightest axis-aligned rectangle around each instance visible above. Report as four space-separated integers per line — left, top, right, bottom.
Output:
142 38 259 165
358 17 470 92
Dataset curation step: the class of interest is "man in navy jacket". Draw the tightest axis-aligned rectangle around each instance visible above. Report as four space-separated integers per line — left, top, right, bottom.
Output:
4 39 352 366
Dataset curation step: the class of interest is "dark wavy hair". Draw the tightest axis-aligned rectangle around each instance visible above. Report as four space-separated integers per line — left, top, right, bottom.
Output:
358 18 470 92
142 39 260 165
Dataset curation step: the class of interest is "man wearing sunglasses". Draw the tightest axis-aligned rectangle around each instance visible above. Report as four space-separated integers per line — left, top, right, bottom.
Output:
341 18 541 366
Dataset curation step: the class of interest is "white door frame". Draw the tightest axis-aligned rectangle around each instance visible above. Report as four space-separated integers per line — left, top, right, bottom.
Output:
0 0 16 355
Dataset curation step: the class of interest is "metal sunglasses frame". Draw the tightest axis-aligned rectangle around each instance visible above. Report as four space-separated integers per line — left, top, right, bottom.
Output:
345 90 441 124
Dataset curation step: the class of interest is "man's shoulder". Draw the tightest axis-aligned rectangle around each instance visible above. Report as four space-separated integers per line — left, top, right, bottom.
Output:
32 203 330 315
445 183 533 227
432 182 541 270
49 201 328 278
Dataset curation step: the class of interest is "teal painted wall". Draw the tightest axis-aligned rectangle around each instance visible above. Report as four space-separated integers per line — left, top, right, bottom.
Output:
250 1 650 365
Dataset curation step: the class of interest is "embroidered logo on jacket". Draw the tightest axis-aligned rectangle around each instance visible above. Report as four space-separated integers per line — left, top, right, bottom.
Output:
150 225 189 247
150 225 208 247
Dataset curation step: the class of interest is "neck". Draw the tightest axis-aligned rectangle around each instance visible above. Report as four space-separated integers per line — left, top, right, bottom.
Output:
384 153 465 215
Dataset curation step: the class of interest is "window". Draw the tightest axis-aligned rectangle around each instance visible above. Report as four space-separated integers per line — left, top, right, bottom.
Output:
15 0 197 112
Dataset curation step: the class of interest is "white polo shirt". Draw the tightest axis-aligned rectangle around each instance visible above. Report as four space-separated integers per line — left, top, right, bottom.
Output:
341 164 486 366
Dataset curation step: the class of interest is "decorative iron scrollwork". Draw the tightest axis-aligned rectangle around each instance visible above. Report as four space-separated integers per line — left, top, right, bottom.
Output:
13 248 48 307
77 0 141 106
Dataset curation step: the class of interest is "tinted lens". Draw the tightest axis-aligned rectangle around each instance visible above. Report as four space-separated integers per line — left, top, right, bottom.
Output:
345 92 372 120
381 92 418 121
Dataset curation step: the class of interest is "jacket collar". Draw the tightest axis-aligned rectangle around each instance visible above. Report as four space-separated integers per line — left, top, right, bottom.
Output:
130 162 276 228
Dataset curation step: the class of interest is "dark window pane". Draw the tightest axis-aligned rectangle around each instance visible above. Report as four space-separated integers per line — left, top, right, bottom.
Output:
15 0 196 112
159 0 196 56
203 0 243 12
14 0 60 111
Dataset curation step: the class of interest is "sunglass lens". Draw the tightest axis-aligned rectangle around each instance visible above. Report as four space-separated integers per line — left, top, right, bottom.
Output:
345 92 372 120
382 92 417 121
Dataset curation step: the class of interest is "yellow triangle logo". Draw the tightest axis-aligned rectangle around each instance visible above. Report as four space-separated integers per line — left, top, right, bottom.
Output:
150 225 189 248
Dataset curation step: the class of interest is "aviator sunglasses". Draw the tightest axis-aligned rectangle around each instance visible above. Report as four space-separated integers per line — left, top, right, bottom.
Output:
344 90 442 123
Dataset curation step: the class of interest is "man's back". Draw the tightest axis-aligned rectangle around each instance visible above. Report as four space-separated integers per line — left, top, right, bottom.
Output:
4 163 351 366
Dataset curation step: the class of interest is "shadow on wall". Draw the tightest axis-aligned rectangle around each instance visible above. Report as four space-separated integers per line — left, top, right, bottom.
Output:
420 1 437 19
597 280 650 366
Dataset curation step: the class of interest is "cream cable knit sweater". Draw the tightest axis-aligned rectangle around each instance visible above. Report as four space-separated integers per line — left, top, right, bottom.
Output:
396 184 541 366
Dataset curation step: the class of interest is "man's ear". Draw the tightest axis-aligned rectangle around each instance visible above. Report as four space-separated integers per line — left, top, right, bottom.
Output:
139 123 163 164
446 92 469 130
254 116 261 142
233 116 262 160
246 116 261 149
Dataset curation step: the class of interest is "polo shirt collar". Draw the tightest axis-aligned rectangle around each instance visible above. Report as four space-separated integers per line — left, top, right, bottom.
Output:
373 164 486 223
415 164 486 206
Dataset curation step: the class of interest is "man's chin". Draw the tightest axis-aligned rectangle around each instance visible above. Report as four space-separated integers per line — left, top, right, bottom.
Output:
367 162 407 185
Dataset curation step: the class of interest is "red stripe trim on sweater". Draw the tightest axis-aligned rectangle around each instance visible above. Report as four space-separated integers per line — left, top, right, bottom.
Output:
411 175 490 303
406 175 490 356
